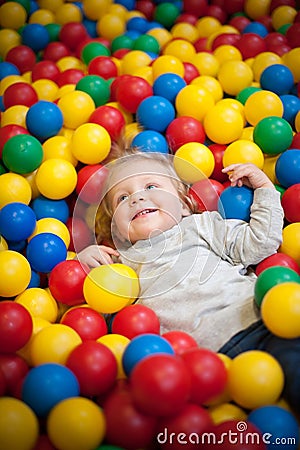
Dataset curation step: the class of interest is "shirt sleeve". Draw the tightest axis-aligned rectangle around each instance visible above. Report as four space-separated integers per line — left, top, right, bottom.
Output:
197 187 284 268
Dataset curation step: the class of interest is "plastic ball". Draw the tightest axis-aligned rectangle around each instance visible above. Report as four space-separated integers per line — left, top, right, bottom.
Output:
281 184 300 223
191 75 223 102
203 103 244 145
0 2 27 30
26 232 67 273
280 222 300 265
81 41 110 66
260 63 295 96
66 340 117 397
31 60 60 84
254 265 300 307
174 142 215 183
49 259 88 306
282 48 300 83
189 178 225 212
256 252 300 276
253 116 293 155
228 350 284 409
57 90 95 129
275 149 300 188
71 123 111 165
15 287 58 323
116 75 153 114
89 105 125 141
136 95 175 132
5 45 36 74
154 2 180 28
281 94 300 127
218 185 254 221
97 333 130 379
0 124 30 159
42 135 77 166
131 130 168 153
83 264 140 314
244 89 284 126
31 195 69 223
0 250 31 297
0 301 32 353
175 84 215 122
217 60 253 96
162 330 198 355
0 172 32 208
21 23 50 52
3 82 38 109
2 134 43 173
223 139 264 169
76 74 110 107
261 281 300 338
25 100 63 142
29 217 70 248
22 363 80 417
111 304 160 339
152 54 185 80
248 405 299 450
0 202 36 242
75 163 108 205
163 38 196 63
47 397 106 450
35 158 77 200
1 104 29 128
166 116 206 153
60 305 107 340
153 73 186 104
0 397 39 450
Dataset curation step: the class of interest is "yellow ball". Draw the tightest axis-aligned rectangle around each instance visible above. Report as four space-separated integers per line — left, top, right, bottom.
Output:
151 54 185 80
38 0 64 12
196 16 222 38
217 60 253 96
261 282 300 338
170 22 199 43
252 52 282 82
28 9 56 25
223 139 264 169
174 142 215 184
0 2 27 29
98 333 130 378
55 3 83 24
57 90 95 130
31 79 58 102
83 0 112 21
71 123 111 165
17 316 51 366
0 250 31 297
29 217 70 248
96 13 126 40
271 5 297 30
0 28 21 59
0 236 8 251
1 104 29 127
0 172 32 208
35 158 77 200
191 75 224 102
192 52 220 77
282 48 300 83
47 397 106 450
15 287 59 322
244 90 283 126
209 402 247 425
121 50 152 75
295 110 300 133
203 103 244 145
175 84 215 122
43 135 78 166
213 44 242 65
280 222 300 265
56 56 85 72
263 155 279 184
244 0 272 20
0 397 39 450
147 28 172 48
228 350 284 410
83 263 140 314
163 38 196 62
31 323 82 366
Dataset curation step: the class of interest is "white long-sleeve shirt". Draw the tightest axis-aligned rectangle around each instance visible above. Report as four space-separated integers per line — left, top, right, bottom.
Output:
119 188 284 351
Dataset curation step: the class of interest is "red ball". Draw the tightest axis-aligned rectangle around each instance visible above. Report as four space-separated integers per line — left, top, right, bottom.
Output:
56 68 85 87
236 33 267 59
3 82 38 109
281 184 300 223
103 384 157 449
183 61 200 83
5 45 36 74
0 353 29 395
223 0 246 15
48 259 89 306
264 32 288 50
0 124 30 158
89 105 125 141
181 347 227 405
0 301 33 353
0 367 6 397
43 42 71 62
182 0 208 16
66 340 117 397
112 304 160 339
175 13 198 24
130 354 191 417
135 0 155 19
286 22 300 48
66 217 94 253
270 0 296 13
211 33 241 50
162 330 198 355
59 22 89 52
60 306 107 340
76 163 109 204
112 48 131 59
88 56 118 79
228 15 251 32
31 60 60 82
206 4 227 23
189 178 225 212
209 143 228 182
110 74 131 101
193 37 208 52
157 403 213 450
207 420 267 450
116 75 153 113
166 116 206 153
255 252 300 276
291 132 300 149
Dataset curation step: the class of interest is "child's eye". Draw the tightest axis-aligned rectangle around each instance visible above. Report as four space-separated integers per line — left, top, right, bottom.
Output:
117 194 128 203
145 184 157 190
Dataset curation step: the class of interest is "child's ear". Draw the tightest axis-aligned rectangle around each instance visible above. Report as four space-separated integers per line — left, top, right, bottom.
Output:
181 201 192 217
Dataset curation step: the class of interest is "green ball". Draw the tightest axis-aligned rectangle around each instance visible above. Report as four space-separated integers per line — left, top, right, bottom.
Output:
0 163 7 175
76 75 110 107
111 35 134 53
2 134 43 174
236 86 262 105
133 34 160 54
45 23 62 42
81 42 110 65
254 266 300 308
154 2 181 29
253 116 293 155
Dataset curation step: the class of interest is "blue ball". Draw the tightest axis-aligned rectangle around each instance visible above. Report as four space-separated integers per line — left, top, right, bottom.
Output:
21 23 50 52
26 232 67 273
122 333 175 375
115 0 135 9
153 73 186 104
31 196 69 223
25 100 63 142
127 17 149 33
280 94 300 126
218 185 254 222
8 239 27 252
136 95 176 132
22 363 80 417
242 22 268 37
0 62 20 80
0 202 36 241
132 130 169 153
248 405 299 450
82 18 98 38
27 269 40 288
260 64 295 96
275 149 300 188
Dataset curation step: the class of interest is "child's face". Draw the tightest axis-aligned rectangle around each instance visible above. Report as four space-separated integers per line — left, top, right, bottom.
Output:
107 159 190 244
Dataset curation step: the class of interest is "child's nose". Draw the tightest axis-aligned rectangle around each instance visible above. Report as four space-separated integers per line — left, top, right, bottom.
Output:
130 191 146 205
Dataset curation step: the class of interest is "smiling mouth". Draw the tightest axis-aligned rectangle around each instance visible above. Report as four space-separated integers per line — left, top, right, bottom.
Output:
132 209 158 220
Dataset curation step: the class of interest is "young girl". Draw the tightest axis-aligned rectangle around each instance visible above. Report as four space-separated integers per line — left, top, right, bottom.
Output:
77 150 300 412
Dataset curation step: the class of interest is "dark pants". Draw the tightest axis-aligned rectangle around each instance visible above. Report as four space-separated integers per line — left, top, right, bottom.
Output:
218 320 300 414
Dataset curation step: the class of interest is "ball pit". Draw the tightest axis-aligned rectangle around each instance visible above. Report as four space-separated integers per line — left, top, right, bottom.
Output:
0 0 300 447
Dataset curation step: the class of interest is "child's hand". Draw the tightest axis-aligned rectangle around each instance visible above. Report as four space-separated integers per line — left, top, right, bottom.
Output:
222 163 275 190
76 245 120 267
